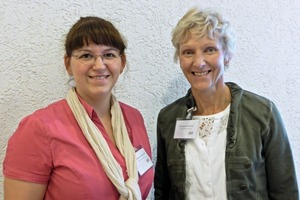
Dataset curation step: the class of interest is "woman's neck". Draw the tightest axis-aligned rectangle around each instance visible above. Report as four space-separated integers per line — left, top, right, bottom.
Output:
88 94 115 145
192 84 231 116
92 96 111 118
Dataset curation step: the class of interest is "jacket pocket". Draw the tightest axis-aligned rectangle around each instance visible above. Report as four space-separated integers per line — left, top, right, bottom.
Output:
226 156 268 199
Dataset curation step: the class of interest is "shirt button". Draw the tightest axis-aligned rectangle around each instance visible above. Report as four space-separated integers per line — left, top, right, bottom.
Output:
228 138 235 147
240 184 248 190
244 161 252 168
168 162 172 169
179 142 184 148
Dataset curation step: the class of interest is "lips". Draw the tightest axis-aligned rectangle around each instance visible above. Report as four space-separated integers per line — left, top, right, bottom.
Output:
89 75 109 80
192 70 211 76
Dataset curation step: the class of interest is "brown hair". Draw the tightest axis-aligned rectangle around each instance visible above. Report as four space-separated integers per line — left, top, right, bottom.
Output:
65 16 127 56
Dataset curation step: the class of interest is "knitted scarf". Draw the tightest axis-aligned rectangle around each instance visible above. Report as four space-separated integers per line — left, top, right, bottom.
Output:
66 88 141 200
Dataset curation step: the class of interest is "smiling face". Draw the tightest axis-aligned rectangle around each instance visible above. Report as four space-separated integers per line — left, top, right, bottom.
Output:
179 30 228 94
65 43 125 103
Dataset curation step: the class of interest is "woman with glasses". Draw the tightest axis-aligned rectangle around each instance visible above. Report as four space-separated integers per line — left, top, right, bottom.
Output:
154 7 298 200
3 16 154 200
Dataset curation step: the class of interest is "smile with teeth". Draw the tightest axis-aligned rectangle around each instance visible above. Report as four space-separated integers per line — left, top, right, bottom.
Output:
90 75 109 80
192 70 211 76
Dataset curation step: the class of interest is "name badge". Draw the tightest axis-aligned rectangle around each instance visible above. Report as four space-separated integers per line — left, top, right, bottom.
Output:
135 148 153 176
174 119 198 139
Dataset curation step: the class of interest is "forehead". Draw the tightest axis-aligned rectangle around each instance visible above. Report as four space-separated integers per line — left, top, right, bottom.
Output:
180 31 221 47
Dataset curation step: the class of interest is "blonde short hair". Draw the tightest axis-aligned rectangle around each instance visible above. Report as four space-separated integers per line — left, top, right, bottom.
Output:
172 8 235 63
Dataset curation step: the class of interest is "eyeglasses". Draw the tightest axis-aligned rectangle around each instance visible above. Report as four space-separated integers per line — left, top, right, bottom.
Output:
72 52 121 65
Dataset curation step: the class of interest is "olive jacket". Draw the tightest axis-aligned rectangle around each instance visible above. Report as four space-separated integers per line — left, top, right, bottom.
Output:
154 82 298 200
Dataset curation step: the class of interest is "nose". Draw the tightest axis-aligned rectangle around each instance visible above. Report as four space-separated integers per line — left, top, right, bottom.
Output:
193 52 205 68
93 56 106 69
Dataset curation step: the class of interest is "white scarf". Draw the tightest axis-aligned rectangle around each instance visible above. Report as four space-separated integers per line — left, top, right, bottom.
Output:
66 88 141 200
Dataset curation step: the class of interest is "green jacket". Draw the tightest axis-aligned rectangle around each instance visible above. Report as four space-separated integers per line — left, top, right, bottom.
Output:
154 82 298 200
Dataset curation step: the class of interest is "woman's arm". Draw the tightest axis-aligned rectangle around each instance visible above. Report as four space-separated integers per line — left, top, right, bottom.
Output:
265 102 299 199
4 177 47 200
154 119 171 200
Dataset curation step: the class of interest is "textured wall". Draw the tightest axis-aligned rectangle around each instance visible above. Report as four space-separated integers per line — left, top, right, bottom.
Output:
1 0 299 199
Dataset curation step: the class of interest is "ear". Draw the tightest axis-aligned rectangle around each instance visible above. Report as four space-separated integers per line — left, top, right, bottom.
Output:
224 52 232 66
224 59 230 66
64 54 72 75
120 53 127 73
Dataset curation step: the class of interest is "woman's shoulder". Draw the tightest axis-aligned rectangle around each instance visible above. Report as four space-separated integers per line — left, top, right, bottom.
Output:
161 96 187 111
227 82 277 115
118 101 144 120
21 99 69 123
119 101 139 113
157 95 188 121
11 99 70 141
227 82 272 104
33 98 67 113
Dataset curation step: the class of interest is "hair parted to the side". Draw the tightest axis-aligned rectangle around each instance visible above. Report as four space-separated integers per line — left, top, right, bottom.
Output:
65 16 127 56
172 7 235 63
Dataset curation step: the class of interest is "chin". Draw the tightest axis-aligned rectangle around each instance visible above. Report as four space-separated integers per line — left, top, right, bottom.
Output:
191 84 213 92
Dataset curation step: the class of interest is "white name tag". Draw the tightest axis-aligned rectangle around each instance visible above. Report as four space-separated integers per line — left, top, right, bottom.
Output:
135 148 153 176
174 119 198 139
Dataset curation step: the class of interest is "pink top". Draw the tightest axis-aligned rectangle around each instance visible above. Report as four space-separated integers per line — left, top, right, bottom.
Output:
3 98 154 200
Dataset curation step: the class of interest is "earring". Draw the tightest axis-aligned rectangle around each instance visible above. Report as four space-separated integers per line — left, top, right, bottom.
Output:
68 75 76 87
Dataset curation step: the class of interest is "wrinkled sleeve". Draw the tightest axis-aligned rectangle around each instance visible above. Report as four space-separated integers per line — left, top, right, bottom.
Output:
264 102 299 199
3 113 53 184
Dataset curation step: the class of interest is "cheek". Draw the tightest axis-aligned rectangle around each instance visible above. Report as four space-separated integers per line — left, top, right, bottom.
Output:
69 61 87 76
112 62 125 74
179 59 189 70
212 55 225 69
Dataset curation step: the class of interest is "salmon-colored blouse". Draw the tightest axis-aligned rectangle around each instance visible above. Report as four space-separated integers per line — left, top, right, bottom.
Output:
3 98 154 200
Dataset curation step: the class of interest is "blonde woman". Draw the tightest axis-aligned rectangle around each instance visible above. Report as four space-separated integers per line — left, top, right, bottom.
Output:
154 8 298 200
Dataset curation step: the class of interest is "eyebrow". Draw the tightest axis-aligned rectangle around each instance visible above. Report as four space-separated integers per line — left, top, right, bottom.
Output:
180 42 219 49
76 47 119 53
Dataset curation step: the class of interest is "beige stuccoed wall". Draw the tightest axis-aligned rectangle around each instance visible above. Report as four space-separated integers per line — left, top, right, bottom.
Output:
1 0 299 199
